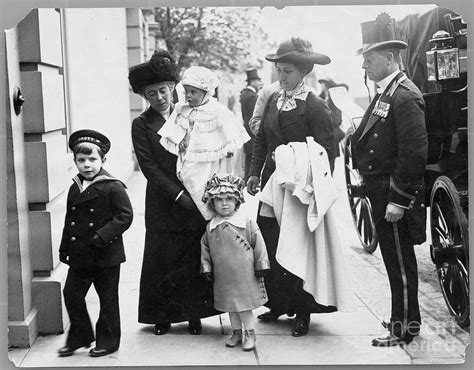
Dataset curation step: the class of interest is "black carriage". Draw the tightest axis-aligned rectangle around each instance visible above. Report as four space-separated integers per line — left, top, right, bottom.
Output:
340 8 469 328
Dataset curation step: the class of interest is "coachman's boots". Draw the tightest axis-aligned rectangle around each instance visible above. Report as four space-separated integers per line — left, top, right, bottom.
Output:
225 329 243 347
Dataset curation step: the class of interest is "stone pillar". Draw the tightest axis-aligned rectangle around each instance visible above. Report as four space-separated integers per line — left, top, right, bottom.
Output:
17 8 70 336
5 26 39 348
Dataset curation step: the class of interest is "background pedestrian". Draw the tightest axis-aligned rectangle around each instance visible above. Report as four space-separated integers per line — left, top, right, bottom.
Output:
240 68 262 181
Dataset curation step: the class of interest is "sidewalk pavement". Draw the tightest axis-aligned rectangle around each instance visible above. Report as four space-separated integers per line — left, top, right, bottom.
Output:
8 159 470 367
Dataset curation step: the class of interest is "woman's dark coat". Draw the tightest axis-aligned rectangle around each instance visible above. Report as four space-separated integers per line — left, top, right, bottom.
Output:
249 90 337 315
131 106 217 324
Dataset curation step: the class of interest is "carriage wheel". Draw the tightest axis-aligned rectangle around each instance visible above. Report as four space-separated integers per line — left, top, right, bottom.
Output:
430 176 470 328
344 134 378 253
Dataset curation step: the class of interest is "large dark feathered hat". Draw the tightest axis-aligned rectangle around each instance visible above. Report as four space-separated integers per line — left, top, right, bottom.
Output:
69 129 111 154
128 49 180 93
265 37 331 65
357 12 408 55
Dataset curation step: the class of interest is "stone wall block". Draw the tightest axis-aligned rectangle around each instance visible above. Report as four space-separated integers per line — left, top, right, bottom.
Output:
32 264 69 334
29 211 53 271
18 9 62 66
127 26 144 49
126 8 143 26
21 68 66 133
25 131 69 204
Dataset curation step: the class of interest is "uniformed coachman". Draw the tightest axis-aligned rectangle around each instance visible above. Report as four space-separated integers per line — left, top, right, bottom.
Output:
351 12 428 347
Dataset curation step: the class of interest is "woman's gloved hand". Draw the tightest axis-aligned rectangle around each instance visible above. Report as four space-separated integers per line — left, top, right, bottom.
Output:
177 193 197 211
246 175 260 196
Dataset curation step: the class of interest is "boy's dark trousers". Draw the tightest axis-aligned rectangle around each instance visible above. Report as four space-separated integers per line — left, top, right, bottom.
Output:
64 265 121 351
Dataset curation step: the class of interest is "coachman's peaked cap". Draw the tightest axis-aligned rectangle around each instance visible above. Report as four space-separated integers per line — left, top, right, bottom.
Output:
69 129 111 154
357 12 407 55
265 37 331 65
128 49 179 93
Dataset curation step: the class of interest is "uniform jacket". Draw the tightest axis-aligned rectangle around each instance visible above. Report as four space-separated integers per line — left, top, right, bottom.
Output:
249 90 334 185
351 71 428 209
59 168 133 269
351 71 428 243
240 86 258 154
131 106 206 232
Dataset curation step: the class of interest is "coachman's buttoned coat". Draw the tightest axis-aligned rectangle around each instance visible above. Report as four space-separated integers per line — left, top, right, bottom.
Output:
351 71 428 338
351 71 428 243
59 168 133 269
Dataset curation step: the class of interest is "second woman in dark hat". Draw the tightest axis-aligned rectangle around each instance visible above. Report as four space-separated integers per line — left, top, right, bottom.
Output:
246 37 336 337
128 50 219 336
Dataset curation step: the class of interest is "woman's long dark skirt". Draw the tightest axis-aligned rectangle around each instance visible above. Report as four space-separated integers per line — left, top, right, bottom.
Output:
257 214 337 315
138 230 220 324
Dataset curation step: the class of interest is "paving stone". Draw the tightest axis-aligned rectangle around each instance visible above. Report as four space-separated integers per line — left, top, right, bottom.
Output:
256 334 411 365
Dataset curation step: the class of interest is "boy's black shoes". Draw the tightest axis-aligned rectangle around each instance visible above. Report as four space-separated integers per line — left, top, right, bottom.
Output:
58 343 91 357
188 319 202 335
89 347 118 357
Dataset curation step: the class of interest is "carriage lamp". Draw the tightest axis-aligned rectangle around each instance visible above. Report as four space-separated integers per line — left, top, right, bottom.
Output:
426 30 460 82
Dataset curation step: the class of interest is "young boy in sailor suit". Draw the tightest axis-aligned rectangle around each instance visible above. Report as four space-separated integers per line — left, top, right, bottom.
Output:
58 129 133 358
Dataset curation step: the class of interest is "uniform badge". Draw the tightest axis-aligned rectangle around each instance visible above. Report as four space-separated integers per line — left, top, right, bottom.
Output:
372 100 390 118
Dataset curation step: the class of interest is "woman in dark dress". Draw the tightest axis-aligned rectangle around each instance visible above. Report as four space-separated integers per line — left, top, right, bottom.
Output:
128 50 219 336
246 37 336 337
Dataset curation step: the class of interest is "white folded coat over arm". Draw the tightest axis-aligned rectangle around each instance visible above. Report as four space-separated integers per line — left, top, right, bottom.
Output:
258 137 355 311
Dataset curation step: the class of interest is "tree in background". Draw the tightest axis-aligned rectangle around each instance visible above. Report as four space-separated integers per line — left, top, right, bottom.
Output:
154 7 273 74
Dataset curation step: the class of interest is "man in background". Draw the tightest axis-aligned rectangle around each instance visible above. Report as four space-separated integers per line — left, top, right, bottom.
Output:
240 68 262 180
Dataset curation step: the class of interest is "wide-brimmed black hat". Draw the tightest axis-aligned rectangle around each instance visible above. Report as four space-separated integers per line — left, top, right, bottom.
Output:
128 49 179 93
357 12 408 55
265 37 331 65
245 68 261 81
69 129 111 154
